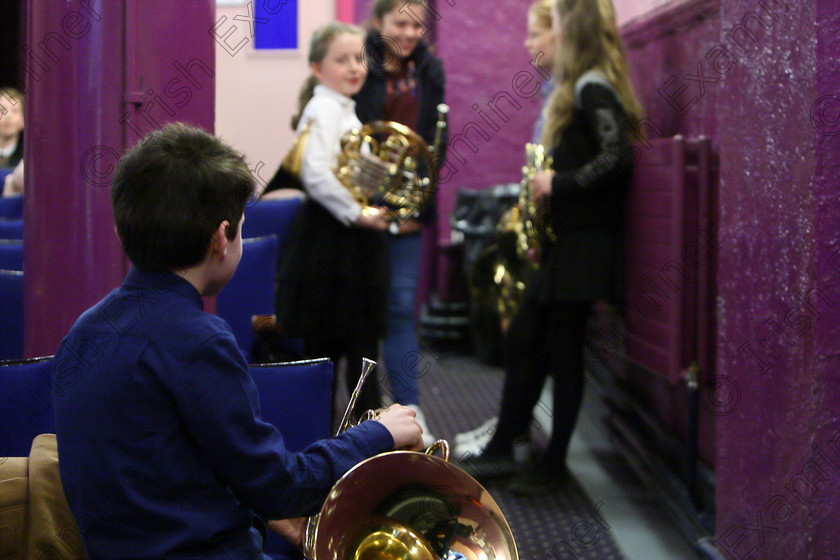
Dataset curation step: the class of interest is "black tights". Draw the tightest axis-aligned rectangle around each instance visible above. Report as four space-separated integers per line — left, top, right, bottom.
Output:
308 334 382 426
485 298 592 467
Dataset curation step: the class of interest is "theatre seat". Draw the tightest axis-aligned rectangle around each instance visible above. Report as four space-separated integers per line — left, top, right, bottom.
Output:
0 218 23 240
0 434 87 560
1 356 332 558
0 240 23 270
217 235 278 362
248 358 333 560
0 356 55 457
0 194 23 219
243 196 303 252
0 270 24 360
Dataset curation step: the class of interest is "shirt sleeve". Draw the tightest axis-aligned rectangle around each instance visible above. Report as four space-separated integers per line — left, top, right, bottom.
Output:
158 331 393 520
551 83 634 197
300 100 364 226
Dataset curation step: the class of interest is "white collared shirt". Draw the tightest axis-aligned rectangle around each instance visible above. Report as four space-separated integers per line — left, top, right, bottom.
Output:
297 84 363 226
0 138 18 159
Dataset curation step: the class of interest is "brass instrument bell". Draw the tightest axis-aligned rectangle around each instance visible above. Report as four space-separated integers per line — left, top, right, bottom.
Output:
307 443 518 560
302 358 517 560
335 104 449 222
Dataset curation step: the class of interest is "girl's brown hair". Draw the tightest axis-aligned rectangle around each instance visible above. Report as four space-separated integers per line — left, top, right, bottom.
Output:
371 0 426 21
291 22 365 130
541 0 642 147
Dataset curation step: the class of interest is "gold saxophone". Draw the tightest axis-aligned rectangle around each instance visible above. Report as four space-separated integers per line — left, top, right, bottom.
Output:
474 144 554 329
335 104 449 221
303 358 518 560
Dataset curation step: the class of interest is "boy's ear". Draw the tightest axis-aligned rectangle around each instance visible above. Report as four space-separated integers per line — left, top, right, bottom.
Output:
212 221 230 258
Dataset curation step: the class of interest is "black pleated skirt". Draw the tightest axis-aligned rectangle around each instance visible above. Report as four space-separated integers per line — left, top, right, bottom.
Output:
276 200 389 342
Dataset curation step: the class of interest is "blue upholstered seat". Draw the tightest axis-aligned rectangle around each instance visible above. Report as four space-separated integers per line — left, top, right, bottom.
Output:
217 235 279 362
0 240 23 270
248 358 334 560
243 196 303 251
0 356 55 457
0 218 23 240
0 194 23 219
0 270 23 360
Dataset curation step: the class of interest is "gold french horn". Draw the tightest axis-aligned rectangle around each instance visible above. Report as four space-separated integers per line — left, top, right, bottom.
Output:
303 359 518 560
335 104 449 222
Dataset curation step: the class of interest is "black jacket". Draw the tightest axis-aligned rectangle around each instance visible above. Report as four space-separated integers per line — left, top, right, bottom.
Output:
531 79 633 304
354 32 447 224
0 131 23 169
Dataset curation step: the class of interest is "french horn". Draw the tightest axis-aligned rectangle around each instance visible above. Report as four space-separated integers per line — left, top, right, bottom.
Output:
335 104 449 222
303 359 518 560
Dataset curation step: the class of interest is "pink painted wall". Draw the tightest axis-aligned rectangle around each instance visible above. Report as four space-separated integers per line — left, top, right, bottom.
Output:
214 0 337 190
615 0 677 24
214 0 670 214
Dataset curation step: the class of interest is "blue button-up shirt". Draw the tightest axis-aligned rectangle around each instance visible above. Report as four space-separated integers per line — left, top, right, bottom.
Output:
53 268 393 559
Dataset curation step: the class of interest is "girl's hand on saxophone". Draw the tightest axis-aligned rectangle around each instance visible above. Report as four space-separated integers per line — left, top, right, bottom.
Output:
376 404 425 451
532 170 555 203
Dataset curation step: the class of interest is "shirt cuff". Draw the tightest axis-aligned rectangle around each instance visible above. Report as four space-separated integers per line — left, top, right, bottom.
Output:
343 203 363 227
343 419 394 455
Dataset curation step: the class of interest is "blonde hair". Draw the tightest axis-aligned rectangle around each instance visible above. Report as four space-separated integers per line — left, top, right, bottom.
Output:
528 0 554 31
291 22 365 130
541 0 642 147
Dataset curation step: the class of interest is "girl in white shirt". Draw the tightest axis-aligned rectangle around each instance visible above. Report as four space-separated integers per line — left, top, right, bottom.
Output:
277 23 393 418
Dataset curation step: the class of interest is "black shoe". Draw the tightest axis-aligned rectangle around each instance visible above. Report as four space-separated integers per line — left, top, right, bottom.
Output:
458 452 518 481
508 464 571 495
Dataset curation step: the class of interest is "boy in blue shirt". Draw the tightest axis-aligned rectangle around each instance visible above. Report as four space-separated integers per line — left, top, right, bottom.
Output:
52 123 423 559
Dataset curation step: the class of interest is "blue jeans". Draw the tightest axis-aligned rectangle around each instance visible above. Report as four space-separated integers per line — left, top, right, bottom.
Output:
384 233 423 406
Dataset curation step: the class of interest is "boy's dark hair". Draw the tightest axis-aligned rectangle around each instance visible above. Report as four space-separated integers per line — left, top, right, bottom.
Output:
111 122 254 271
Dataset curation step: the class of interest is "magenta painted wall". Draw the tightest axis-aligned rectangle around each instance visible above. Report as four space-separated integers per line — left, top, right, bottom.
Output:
713 0 840 556
618 0 722 466
619 0 840 555
24 0 216 356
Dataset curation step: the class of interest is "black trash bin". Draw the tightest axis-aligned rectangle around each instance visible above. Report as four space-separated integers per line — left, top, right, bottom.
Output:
450 184 521 365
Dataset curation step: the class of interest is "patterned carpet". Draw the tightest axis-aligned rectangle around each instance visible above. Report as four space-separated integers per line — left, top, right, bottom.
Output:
356 350 627 560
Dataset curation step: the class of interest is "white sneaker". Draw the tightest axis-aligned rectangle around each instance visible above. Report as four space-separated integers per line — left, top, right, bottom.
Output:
454 428 530 465
406 404 438 448
453 429 494 460
454 416 498 445
532 378 553 439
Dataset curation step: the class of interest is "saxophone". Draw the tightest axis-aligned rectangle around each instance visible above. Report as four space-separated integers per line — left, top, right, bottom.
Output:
486 144 554 327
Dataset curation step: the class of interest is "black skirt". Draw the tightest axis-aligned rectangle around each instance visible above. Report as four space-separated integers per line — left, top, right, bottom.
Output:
529 227 625 305
276 200 389 342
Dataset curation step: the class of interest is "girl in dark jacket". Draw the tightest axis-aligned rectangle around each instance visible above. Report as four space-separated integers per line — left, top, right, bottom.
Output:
354 0 447 447
461 0 642 494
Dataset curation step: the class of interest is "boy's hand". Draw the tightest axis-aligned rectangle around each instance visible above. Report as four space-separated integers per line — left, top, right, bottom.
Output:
267 517 307 550
354 206 390 231
376 405 424 451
